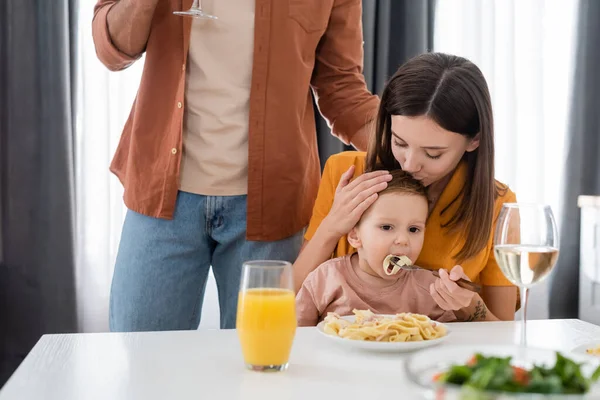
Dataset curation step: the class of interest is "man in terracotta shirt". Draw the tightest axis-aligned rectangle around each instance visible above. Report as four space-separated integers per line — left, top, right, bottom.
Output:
92 0 378 331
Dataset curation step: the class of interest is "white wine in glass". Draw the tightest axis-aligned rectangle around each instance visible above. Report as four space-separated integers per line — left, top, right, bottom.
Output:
173 0 218 19
494 204 559 347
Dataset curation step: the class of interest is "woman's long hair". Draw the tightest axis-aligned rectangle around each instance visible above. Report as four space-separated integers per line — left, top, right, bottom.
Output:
367 52 504 261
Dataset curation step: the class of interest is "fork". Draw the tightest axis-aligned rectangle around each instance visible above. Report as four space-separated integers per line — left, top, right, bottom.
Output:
388 256 482 293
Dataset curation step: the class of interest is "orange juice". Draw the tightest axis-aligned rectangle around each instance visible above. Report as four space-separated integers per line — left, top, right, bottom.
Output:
236 288 297 367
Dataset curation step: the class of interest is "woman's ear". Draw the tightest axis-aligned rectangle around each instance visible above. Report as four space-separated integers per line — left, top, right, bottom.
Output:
347 227 362 249
466 133 481 152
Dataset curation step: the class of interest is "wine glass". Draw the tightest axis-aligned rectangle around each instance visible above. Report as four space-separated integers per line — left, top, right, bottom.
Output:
173 0 218 19
494 203 559 347
236 260 297 372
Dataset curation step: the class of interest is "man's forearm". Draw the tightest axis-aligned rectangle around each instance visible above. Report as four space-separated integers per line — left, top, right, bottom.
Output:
349 123 372 152
106 0 160 57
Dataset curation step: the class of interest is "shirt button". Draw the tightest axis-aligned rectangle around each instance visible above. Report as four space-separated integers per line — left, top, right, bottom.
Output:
177 102 182 109
182 64 186 71
171 148 178 155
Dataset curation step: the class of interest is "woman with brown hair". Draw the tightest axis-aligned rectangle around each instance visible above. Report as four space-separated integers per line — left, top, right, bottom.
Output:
293 52 518 321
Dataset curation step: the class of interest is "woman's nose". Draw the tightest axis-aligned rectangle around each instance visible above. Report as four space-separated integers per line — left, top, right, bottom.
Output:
402 151 421 173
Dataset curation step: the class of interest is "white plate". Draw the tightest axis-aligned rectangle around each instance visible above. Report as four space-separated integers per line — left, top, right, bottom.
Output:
316 314 450 352
572 341 600 356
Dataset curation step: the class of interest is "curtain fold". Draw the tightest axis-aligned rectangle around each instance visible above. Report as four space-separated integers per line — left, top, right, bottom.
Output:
0 0 79 386
549 0 600 319
74 0 141 333
433 0 578 319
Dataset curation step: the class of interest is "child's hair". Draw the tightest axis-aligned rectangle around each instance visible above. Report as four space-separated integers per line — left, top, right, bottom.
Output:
366 52 505 262
356 169 427 227
378 169 427 200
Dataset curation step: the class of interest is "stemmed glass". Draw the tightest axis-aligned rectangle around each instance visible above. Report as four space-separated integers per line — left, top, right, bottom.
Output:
173 0 218 19
494 203 559 347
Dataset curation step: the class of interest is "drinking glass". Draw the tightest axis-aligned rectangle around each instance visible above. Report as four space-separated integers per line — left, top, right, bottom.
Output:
236 260 296 372
494 203 559 347
173 0 218 19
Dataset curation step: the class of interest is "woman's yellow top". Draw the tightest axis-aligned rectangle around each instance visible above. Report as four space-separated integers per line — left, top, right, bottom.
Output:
305 151 517 287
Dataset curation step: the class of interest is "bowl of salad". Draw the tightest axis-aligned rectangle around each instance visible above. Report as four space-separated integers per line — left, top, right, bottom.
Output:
404 345 600 399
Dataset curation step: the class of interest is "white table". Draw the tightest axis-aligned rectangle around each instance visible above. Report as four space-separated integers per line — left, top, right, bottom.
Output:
1 320 599 400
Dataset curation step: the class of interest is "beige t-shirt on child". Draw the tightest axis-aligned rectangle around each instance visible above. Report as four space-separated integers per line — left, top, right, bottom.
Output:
296 254 457 326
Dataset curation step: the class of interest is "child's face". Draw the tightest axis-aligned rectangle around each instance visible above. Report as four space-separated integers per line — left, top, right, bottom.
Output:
349 192 428 280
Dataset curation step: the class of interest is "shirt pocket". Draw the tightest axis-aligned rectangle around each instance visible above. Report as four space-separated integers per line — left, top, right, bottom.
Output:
288 0 334 34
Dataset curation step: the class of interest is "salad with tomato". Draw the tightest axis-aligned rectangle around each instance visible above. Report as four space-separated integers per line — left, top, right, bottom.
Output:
433 352 600 395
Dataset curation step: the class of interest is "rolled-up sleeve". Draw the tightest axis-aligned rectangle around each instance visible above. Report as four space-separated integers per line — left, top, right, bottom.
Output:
92 1 141 71
311 0 379 145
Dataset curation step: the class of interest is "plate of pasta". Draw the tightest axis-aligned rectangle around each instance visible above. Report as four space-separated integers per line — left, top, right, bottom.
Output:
316 309 449 352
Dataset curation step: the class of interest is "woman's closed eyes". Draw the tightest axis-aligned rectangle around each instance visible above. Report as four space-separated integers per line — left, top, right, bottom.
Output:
393 139 442 160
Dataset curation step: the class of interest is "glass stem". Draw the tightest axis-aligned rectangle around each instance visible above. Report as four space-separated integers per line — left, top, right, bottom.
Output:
520 286 529 347
192 0 201 9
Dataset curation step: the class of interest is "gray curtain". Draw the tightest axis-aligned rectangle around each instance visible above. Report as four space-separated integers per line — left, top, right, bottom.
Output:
0 0 78 386
316 0 437 166
548 0 600 319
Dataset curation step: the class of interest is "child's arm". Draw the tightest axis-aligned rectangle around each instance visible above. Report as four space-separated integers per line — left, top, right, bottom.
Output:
295 280 321 327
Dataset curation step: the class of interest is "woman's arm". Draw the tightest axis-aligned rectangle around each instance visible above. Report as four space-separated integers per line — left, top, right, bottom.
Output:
467 186 519 320
480 286 517 321
451 286 517 322
430 267 516 321
294 222 341 293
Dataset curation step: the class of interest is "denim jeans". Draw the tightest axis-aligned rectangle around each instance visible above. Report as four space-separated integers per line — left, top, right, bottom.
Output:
109 191 304 331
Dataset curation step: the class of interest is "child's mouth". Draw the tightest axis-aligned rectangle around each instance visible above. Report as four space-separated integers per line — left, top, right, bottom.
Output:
383 254 413 276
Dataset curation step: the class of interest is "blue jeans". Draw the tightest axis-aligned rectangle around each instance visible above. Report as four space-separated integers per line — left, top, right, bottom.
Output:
109 192 304 331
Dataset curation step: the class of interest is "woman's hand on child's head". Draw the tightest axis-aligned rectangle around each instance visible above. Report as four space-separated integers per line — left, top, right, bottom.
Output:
323 166 392 237
429 266 477 311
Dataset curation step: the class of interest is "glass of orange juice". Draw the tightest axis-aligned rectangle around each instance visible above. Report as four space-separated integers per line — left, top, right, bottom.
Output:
236 260 296 372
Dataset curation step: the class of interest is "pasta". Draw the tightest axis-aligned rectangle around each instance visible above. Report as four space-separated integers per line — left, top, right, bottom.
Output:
383 254 412 276
586 345 600 356
323 309 447 342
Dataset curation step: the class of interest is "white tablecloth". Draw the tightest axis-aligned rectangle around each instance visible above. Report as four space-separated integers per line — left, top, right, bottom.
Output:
1 319 599 400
